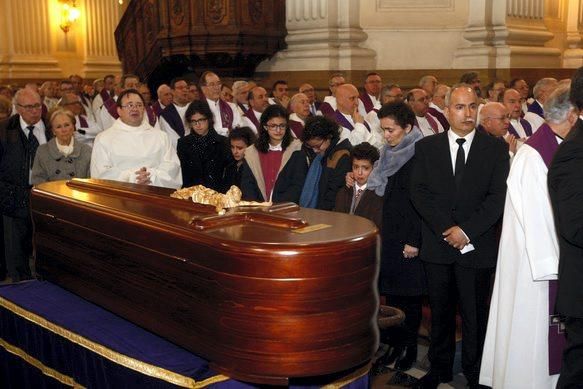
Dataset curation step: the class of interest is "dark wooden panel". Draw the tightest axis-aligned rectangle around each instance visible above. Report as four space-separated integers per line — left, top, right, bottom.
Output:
115 0 287 81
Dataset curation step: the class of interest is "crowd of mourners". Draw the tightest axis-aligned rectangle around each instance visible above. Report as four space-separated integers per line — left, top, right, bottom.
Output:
1 67 583 389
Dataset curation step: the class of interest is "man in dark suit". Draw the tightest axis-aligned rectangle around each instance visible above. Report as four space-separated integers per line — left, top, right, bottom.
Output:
299 83 321 116
410 84 509 389
548 66 583 388
0 88 51 282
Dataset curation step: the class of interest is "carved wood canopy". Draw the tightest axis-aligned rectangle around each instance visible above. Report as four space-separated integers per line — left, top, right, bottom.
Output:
114 0 286 82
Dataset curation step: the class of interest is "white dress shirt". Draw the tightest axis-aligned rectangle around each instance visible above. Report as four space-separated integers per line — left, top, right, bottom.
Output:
206 98 242 136
447 128 475 173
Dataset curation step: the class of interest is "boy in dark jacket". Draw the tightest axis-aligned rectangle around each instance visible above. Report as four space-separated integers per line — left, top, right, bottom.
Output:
334 142 383 229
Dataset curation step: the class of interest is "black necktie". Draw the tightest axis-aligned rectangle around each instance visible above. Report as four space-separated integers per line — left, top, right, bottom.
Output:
454 138 466 188
27 125 39 168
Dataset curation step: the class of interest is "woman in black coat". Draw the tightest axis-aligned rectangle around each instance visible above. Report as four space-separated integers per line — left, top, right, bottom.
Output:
177 100 232 192
300 116 352 210
239 105 307 203
222 126 256 191
367 102 425 371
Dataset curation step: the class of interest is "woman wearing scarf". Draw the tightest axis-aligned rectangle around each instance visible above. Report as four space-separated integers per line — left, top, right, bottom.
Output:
31 108 92 184
300 116 352 210
368 101 424 372
177 100 232 192
240 105 306 202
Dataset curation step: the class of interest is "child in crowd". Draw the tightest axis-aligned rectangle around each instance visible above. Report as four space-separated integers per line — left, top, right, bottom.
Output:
223 126 256 191
334 142 383 228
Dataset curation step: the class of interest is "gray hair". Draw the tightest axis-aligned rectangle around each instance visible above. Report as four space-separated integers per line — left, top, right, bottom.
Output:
544 85 574 124
381 84 400 98
444 83 477 107
290 93 307 107
232 80 248 94
14 87 41 105
533 78 558 100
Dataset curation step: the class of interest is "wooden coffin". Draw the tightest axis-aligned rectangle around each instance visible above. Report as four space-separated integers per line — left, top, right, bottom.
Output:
30 179 379 385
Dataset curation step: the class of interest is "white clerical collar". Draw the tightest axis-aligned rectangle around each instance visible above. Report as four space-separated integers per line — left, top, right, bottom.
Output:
429 102 444 113
253 109 262 120
324 96 336 104
174 102 189 110
206 98 219 107
268 142 283 151
113 118 151 132
159 102 166 109
340 111 354 125
289 113 305 125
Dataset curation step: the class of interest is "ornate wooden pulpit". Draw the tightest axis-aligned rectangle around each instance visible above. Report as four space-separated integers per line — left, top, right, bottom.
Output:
114 0 287 81
31 179 380 385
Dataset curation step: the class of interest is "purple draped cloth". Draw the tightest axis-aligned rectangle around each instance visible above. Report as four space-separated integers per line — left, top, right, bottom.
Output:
0 280 370 388
525 122 566 375
160 104 186 137
333 110 370 132
359 93 375 113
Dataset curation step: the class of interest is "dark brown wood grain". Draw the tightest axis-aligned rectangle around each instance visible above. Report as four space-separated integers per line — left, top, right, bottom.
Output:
31 179 379 385
114 0 287 81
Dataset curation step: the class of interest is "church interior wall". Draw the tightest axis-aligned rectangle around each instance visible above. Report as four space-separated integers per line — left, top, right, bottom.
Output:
0 0 582 95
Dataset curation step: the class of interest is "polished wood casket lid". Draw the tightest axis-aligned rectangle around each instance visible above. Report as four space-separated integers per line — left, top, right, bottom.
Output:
31 179 379 384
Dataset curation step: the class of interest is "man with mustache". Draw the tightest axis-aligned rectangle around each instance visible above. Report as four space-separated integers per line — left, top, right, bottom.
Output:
411 84 509 389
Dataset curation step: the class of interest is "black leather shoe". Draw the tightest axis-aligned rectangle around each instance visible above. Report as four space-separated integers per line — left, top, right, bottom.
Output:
377 344 404 367
394 345 417 371
413 370 453 389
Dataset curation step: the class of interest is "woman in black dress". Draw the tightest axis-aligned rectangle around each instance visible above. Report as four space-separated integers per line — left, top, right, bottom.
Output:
367 102 425 371
177 100 232 192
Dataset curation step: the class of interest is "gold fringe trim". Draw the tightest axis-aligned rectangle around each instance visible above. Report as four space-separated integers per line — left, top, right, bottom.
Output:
0 337 85 388
0 295 230 388
321 363 371 389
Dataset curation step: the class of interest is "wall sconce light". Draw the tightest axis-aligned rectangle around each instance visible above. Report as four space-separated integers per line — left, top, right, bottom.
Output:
59 0 80 33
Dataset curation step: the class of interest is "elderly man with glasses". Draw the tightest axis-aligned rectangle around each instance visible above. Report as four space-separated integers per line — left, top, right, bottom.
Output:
0 88 51 282
199 71 242 137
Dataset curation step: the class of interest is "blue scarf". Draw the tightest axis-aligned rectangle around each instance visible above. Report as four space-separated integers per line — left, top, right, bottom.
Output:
299 154 324 208
367 127 423 196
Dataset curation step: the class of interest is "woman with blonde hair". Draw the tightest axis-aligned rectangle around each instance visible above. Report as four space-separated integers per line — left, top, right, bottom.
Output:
31 108 92 184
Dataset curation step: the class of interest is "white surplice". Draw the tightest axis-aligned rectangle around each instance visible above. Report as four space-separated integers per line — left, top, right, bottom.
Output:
90 118 182 189
479 142 561 389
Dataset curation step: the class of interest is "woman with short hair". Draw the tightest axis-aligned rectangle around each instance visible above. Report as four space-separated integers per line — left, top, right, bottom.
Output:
177 100 232 192
31 108 92 184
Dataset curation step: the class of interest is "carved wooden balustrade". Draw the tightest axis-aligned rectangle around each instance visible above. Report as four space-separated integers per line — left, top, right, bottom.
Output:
114 0 286 81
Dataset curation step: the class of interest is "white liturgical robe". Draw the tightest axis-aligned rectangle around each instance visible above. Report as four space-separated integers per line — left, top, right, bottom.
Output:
479 141 561 389
90 119 182 189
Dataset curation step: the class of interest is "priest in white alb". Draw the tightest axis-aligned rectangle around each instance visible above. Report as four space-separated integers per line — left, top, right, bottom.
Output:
480 85 576 388
91 89 182 189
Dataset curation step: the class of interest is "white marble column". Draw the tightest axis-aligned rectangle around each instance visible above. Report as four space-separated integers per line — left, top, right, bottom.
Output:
0 0 61 79
256 0 376 72
453 0 560 68
83 0 122 78
563 0 583 67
